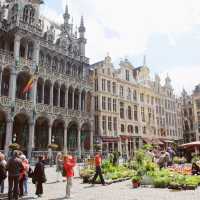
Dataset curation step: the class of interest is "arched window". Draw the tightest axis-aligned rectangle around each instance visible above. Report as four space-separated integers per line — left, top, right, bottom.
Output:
23 5 29 23
23 5 35 25
11 4 18 23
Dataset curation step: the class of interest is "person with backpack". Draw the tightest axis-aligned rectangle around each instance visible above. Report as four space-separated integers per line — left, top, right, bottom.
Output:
0 153 7 194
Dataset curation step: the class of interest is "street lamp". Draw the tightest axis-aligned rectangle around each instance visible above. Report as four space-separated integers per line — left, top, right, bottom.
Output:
13 133 16 143
51 135 55 144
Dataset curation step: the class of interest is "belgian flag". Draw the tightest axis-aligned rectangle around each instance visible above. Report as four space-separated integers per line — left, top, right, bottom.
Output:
22 76 35 94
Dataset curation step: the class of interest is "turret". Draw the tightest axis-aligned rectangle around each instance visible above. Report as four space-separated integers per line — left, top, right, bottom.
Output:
78 16 86 57
62 2 71 35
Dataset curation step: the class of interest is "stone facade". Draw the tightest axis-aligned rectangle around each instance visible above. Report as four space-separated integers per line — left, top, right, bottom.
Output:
92 55 183 157
0 0 94 158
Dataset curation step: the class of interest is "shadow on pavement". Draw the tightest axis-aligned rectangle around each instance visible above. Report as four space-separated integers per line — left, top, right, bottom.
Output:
48 197 67 200
46 181 58 184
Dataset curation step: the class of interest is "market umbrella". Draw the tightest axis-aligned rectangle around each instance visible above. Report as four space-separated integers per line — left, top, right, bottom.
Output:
179 141 200 154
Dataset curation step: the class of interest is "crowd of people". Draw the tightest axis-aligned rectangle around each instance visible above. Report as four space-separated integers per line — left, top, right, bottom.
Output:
146 146 176 168
0 150 78 200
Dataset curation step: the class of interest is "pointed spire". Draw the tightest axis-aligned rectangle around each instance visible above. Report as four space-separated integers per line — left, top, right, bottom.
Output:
79 15 86 33
63 0 70 25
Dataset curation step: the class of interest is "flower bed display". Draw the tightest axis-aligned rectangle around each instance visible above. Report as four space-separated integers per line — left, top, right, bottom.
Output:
129 147 200 191
80 159 135 184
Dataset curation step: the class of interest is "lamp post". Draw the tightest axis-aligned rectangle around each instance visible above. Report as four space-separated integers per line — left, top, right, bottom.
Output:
13 133 16 143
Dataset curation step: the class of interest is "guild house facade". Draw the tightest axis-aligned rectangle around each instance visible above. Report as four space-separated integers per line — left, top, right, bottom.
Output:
0 0 94 158
92 55 183 157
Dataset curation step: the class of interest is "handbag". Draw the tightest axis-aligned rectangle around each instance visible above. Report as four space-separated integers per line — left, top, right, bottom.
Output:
62 167 66 177
28 167 34 178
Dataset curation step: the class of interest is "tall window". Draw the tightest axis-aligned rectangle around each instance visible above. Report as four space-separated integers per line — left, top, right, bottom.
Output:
120 102 124 119
112 82 116 95
120 86 124 97
94 96 99 111
134 105 138 121
141 107 145 122
128 106 132 120
143 126 146 134
108 117 112 131
128 125 133 134
126 70 130 81
113 99 117 112
113 117 117 131
95 79 98 91
108 98 112 111
148 108 152 123
102 116 106 131
140 93 144 102
102 96 106 110
107 80 111 92
121 124 125 132
151 96 154 105
135 126 139 134
133 90 137 101
94 115 99 135
102 79 106 91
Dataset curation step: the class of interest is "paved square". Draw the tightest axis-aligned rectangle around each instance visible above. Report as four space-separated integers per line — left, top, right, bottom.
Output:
2 167 200 200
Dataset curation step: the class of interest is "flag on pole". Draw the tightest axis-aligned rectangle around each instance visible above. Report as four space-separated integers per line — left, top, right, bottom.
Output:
22 76 35 94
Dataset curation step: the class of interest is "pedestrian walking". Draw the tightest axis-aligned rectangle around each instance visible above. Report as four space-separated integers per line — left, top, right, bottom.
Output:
32 156 46 198
91 151 106 186
0 153 7 194
63 155 76 199
56 152 63 182
7 150 24 200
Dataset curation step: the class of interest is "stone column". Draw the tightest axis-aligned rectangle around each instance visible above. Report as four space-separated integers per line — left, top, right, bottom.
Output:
0 69 2 95
57 85 60 107
14 34 21 61
79 93 81 111
48 124 52 145
42 83 45 104
33 40 40 66
4 118 13 157
125 139 129 159
72 90 74 110
65 88 68 109
9 70 17 101
64 126 67 154
78 128 81 158
50 85 54 106
90 127 94 156
32 78 37 105
118 137 122 155
25 43 29 60
28 121 35 159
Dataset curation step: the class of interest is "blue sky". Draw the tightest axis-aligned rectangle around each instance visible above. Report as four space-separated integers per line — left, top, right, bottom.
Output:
42 0 200 95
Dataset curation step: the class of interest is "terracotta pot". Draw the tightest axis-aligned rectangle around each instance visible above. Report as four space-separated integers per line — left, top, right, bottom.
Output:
132 180 140 188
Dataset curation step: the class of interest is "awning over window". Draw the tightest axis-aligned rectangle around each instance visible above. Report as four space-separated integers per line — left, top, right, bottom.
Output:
101 136 120 143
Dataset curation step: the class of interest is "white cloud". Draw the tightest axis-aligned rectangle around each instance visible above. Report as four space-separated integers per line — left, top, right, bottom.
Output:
41 0 200 94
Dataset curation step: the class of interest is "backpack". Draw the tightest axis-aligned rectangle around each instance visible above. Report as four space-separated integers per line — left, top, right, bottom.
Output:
0 163 7 182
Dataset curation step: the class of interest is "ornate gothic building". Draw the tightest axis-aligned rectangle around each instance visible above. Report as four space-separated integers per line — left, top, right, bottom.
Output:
0 0 94 158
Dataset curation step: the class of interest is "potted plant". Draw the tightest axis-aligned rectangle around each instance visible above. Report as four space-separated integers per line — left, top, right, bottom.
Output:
132 175 141 188
48 144 58 150
9 143 20 150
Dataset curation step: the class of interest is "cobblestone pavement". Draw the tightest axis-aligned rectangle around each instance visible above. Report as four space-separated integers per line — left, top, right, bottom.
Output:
2 166 200 200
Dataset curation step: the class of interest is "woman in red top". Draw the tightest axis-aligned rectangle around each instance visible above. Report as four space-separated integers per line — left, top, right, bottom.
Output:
63 155 76 199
